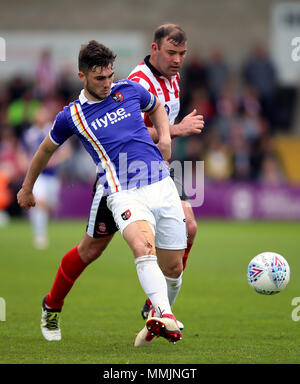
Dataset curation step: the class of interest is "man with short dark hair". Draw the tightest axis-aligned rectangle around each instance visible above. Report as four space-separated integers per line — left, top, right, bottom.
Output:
17 40 186 345
18 25 204 347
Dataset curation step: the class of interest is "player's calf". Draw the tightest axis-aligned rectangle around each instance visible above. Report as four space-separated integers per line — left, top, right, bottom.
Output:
181 200 197 270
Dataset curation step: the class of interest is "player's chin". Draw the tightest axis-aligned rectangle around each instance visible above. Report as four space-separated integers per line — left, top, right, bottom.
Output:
169 67 180 74
101 90 110 98
95 92 108 100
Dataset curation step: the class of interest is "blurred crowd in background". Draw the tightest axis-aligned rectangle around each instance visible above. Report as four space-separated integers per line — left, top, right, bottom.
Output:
0 43 298 218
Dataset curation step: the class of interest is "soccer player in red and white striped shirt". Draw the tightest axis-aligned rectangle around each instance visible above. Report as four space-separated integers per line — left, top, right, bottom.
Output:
130 24 205 346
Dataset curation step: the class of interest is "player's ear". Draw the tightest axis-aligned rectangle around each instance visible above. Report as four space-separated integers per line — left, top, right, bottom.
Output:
78 71 86 82
151 42 159 54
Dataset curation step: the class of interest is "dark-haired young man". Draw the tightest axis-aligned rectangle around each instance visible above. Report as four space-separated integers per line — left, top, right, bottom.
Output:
17 40 186 345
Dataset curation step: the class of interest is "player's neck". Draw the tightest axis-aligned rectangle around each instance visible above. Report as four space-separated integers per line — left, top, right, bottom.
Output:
83 89 105 102
148 56 170 80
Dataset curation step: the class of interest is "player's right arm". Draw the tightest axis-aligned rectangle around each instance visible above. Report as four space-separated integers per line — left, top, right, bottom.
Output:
146 109 204 143
169 109 204 138
17 135 59 210
129 70 204 141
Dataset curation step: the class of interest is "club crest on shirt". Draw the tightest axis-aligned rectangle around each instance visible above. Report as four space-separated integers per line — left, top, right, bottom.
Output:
112 92 124 102
121 209 131 220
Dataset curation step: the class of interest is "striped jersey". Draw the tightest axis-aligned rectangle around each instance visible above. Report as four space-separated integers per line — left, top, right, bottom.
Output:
128 55 180 126
49 79 169 195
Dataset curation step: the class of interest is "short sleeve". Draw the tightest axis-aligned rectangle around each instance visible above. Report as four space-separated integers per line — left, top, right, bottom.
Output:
130 81 156 113
49 108 73 146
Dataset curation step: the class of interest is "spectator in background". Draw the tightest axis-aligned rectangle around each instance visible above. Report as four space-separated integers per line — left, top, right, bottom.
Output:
184 135 204 162
41 88 66 122
0 125 28 216
182 49 208 91
242 43 277 128
62 141 96 183
0 88 10 126
207 48 230 102
21 106 72 249
7 86 41 138
259 153 285 187
213 77 240 143
240 85 261 119
250 131 273 180
56 65 79 104
204 132 232 182
239 85 265 144
35 49 58 99
187 87 214 126
7 75 28 102
181 135 205 201
0 170 13 226
180 49 209 119
0 125 27 182
229 120 252 180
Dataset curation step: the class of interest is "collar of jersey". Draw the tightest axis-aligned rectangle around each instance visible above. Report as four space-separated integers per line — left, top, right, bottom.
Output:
144 55 162 77
79 85 117 105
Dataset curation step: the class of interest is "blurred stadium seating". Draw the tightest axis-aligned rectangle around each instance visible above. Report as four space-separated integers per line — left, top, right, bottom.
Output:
0 0 300 221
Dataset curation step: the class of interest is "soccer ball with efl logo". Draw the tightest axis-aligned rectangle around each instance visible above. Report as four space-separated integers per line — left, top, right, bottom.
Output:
247 252 290 295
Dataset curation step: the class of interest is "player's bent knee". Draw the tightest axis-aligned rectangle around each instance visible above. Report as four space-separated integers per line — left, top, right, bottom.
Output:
78 235 113 264
161 260 183 278
78 245 102 264
164 265 183 279
131 240 156 258
123 220 156 258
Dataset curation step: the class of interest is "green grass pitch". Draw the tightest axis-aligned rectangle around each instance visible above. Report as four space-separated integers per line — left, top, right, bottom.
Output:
0 219 299 364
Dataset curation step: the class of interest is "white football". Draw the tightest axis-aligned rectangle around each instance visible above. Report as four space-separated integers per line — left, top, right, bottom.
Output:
247 252 290 295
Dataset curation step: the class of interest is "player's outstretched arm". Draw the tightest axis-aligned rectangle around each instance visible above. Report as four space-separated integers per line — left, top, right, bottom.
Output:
170 109 204 138
146 109 205 143
147 98 171 161
17 135 59 210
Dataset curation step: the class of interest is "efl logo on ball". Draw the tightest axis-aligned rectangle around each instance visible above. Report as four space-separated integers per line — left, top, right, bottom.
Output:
247 252 290 295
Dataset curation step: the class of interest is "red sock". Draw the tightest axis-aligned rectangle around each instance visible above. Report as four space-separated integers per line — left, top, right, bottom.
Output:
182 243 193 271
45 246 87 310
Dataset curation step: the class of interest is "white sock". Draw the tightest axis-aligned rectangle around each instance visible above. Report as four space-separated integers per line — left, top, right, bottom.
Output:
29 207 48 240
135 255 172 315
165 273 183 306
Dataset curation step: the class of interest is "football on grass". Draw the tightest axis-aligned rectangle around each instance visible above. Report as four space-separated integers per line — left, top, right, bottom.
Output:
247 252 290 295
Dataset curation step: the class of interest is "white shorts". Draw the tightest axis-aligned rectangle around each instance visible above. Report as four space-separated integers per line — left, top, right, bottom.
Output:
107 176 187 250
33 173 61 209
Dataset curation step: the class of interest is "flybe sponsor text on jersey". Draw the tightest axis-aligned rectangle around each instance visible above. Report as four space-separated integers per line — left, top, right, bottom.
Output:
91 108 131 130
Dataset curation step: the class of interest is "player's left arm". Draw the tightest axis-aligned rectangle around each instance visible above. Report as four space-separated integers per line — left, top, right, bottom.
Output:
147 98 171 161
